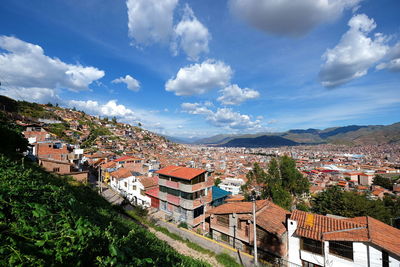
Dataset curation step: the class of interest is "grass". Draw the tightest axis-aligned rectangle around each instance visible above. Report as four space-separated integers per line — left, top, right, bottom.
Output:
216 253 242 267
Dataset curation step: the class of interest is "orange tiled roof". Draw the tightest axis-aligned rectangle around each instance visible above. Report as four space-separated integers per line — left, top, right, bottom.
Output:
139 177 158 189
110 168 133 179
101 161 117 169
291 210 400 256
243 201 290 236
291 210 368 242
207 199 269 215
155 165 206 180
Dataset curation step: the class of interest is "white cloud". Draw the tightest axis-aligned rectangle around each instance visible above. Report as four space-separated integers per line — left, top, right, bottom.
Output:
217 84 260 105
181 102 212 115
319 14 389 87
126 0 178 45
376 42 400 72
229 0 361 37
0 86 61 104
165 59 232 96
181 102 263 130
0 35 104 92
68 99 134 117
207 108 262 130
173 4 211 61
112 75 140 91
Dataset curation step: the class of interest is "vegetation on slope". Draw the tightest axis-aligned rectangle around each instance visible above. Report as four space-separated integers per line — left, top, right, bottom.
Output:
0 119 207 266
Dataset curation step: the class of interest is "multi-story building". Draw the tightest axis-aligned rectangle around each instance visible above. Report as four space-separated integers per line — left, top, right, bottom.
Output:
218 177 245 195
150 166 227 229
109 167 157 208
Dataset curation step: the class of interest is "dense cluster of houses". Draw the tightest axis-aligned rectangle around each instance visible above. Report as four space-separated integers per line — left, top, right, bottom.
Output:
14 105 400 267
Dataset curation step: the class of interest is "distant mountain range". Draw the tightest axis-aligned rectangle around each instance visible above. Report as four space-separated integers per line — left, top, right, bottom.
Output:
189 123 400 147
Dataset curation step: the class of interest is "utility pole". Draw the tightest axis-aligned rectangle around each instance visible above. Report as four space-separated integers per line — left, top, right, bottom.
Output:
251 193 258 266
98 166 101 194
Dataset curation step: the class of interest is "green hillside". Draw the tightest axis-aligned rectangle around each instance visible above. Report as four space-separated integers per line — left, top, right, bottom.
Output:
0 120 207 266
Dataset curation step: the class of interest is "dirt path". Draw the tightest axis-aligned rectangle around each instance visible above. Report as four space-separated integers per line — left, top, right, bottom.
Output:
148 228 222 267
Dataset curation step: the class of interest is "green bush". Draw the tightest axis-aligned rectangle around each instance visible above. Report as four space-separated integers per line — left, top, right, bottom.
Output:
215 253 241 267
0 156 208 266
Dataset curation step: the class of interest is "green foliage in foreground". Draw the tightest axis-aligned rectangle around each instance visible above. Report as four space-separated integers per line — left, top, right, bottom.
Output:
0 157 208 266
215 253 242 267
311 186 392 224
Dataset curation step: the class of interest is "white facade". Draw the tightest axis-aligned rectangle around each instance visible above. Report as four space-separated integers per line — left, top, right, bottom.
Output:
287 219 400 267
218 178 244 195
110 175 151 208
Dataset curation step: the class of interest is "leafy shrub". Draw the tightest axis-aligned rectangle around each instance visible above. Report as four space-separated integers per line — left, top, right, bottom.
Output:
0 156 208 266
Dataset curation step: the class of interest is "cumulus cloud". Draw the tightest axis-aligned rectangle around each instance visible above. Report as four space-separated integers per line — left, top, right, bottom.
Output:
0 35 104 92
229 0 361 37
0 86 61 104
181 102 262 130
165 59 232 96
376 42 400 72
217 84 260 105
112 75 140 91
173 4 211 61
68 99 134 117
181 102 212 115
126 0 178 45
207 108 262 130
319 14 389 87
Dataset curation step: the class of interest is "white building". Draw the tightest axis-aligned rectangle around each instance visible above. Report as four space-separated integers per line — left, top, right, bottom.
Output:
109 168 157 208
218 177 244 195
288 210 400 267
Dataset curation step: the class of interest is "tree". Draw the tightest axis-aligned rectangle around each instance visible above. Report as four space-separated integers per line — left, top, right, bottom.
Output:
112 117 117 124
242 156 308 210
214 177 222 187
0 117 29 160
138 122 142 127
311 186 392 224
373 175 393 190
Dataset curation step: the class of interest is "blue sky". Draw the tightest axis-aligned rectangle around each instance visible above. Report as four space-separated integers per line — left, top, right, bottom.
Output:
0 0 399 138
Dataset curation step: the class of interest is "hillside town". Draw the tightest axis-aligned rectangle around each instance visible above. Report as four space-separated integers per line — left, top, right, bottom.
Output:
14 103 400 267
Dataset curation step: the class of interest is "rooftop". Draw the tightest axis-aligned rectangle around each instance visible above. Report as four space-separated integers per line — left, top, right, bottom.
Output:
155 165 206 180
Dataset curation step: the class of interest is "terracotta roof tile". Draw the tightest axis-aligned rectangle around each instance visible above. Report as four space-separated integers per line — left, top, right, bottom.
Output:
291 210 400 257
110 168 133 179
139 177 158 189
155 166 206 180
207 199 269 215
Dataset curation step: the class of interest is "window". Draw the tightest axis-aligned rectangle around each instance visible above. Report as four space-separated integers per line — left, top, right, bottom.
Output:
216 215 229 227
140 189 146 196
124 182 127 188
220 233 229 242
382 251 389 267
237 220 242 230
132 185 137 191
301 238 323 255
329 241 353 260
193 206 204 218
53 167 60 172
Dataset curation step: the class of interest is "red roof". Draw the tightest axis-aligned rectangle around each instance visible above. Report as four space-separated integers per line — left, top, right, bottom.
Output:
291 210 400 257
155 166 206 180
114 155 142 162
145 187 159 197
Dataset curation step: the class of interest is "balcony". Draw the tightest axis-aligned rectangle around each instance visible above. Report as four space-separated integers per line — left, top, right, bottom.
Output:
180 197 203 210
167 194 180 205
179 181 206 192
